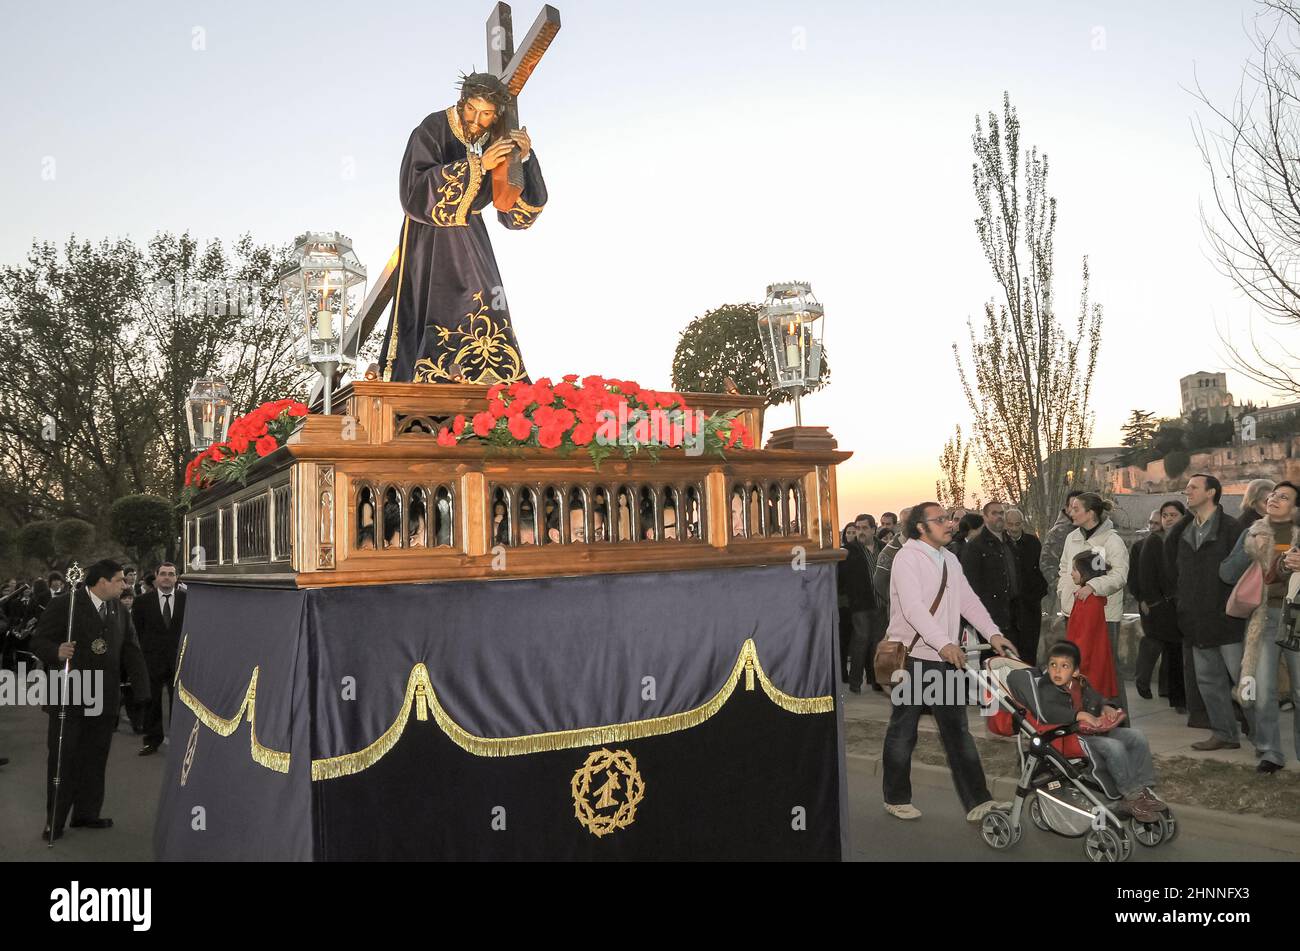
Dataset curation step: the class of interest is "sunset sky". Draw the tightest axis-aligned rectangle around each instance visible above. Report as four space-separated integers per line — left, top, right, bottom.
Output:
1 0 1289 523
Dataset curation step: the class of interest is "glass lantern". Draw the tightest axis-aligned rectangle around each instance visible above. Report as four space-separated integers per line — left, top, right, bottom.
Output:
758 281 824 426
277 232 367 414
185 378 234 451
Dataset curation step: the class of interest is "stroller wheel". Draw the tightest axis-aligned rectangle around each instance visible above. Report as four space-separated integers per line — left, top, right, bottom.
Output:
979 810 1021 850
1128 816 1165 847
1084 825 1132 863
1028 795 1051 832
1161 810 1178 843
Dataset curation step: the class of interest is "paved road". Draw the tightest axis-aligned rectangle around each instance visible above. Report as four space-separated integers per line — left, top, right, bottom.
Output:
0 705 1293 861
0 706 163 862
845 756 1297 862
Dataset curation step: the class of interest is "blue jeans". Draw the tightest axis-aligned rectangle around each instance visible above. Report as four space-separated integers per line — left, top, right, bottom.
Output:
1085 727 1156 797
882 659 992 811
1254 606 1300 766
1194 642 1256 744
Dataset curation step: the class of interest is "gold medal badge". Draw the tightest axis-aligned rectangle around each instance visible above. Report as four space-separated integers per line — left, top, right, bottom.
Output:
571 748 645 838
90 638 107 655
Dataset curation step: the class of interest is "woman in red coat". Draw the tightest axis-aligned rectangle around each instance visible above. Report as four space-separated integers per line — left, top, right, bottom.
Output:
1066 550 1120 703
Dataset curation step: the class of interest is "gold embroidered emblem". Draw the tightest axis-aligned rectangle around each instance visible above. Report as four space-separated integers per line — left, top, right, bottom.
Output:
91 638 107 655
571 748 645 838
180 720 200 787
411 289 526 385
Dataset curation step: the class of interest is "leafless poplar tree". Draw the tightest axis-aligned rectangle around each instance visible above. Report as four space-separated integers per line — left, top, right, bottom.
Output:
954 93 1103 533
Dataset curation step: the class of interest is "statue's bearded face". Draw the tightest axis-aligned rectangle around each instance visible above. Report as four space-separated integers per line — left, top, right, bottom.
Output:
460 96 500 142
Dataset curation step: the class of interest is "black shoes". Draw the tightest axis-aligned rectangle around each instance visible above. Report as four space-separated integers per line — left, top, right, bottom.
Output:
69 817 113 829
41 826 64 841
1258 761 1284 775
848 684 862 694
1136 683 1153 700
139 743 160 757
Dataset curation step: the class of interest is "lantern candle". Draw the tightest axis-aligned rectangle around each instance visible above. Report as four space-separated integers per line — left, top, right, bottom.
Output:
202 402 215 439
316 279 333 340
784 322 800 368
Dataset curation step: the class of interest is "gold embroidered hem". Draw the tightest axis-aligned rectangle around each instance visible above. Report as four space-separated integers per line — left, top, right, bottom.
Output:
410 289 526 385
507 196 543 229
177 667 290 773
310 638 833 780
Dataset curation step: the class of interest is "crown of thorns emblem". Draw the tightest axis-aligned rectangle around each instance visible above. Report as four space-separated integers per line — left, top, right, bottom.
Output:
570 748 645 837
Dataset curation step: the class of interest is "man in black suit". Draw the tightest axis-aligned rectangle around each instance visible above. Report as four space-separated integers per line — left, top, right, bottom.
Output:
31 559 150 840
1004 508 1048 665
960 501 1018 635
133 561 185 756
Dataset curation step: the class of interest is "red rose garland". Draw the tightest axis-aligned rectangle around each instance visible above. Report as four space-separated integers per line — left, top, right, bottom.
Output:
182 398 309 504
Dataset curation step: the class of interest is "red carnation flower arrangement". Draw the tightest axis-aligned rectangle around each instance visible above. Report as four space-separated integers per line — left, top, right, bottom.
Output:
181 398 309 505
439 374 754 466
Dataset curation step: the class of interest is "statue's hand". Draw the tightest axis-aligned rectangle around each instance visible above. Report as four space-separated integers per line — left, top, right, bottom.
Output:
508 127 531 160
482 138 516 172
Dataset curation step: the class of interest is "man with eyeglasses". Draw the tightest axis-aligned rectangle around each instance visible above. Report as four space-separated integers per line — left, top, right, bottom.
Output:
880 503 1015 823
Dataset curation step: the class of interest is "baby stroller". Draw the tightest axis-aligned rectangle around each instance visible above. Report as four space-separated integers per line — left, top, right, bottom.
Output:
973 655 1178 862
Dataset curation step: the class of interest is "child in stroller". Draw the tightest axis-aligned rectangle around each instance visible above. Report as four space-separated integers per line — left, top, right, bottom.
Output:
1019 642 1165 821
980 642 1177 861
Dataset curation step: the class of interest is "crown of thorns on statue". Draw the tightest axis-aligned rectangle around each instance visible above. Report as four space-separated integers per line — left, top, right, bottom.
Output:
457 71 513 110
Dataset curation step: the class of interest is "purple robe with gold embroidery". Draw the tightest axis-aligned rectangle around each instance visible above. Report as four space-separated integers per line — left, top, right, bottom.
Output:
379 105 547 384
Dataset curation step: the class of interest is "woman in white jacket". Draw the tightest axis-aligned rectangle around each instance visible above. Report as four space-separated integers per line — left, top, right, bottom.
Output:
1057 492 1131 711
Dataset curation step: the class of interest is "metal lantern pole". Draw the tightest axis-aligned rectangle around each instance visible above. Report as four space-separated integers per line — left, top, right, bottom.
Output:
48 561 84 847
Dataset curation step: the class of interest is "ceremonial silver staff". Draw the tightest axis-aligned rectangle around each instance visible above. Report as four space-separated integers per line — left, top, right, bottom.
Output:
47 561 83 848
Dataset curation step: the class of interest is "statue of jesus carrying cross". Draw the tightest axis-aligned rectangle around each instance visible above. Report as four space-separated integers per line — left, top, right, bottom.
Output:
378 4 560 386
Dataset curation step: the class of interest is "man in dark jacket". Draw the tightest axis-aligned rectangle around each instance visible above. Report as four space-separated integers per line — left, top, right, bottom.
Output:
1003 508 1048 664
1141 501 1197 719
1132 509 1183 708
873 507 912 624
1128 518 1158 697
838 529 878 693
960 501 1018 635
1165 474 1251 751
31 559 150 839
132 562 186 756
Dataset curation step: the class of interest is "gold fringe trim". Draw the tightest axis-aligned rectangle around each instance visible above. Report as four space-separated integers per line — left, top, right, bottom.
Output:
178 667 291 774
514 197 544 214
174 634 188 688
309 639 832 781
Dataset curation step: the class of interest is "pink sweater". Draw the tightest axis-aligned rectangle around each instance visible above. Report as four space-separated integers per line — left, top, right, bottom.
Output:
885 539 1005 662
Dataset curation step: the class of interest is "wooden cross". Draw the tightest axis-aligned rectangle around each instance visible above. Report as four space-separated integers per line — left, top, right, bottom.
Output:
330 2 561 394
486 3 562 209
